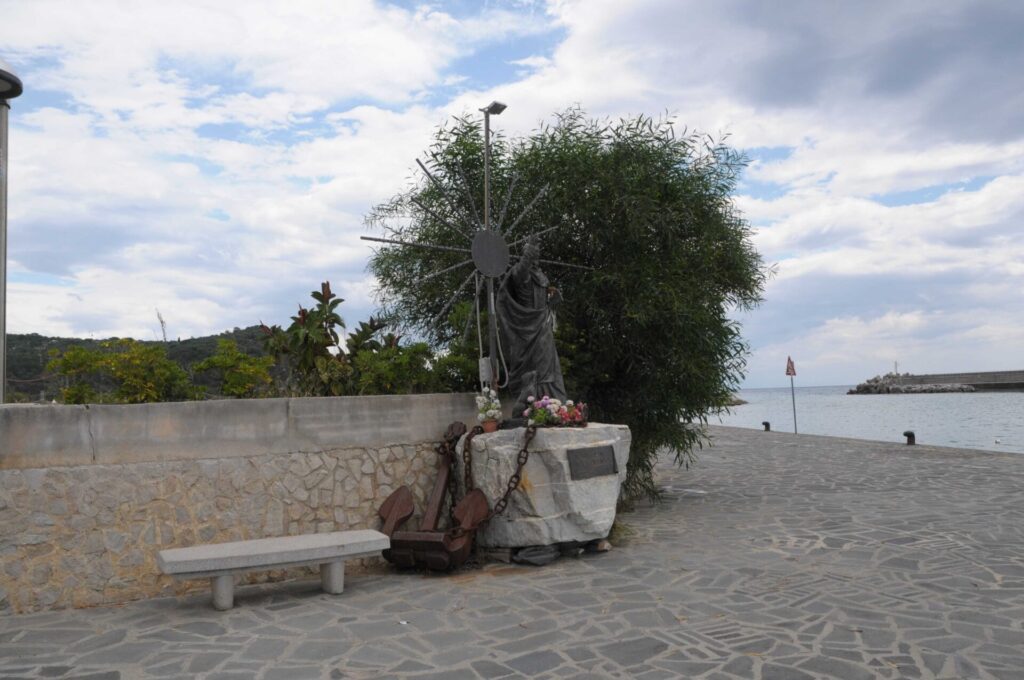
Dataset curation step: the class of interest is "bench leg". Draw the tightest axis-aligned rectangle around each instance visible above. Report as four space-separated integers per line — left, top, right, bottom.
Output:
211 574 234 610
321 561 345 595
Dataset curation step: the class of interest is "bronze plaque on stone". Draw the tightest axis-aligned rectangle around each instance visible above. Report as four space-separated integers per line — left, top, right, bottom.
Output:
567 445 618 480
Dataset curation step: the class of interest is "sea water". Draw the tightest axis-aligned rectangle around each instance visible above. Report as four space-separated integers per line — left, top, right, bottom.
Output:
714 385 1024 454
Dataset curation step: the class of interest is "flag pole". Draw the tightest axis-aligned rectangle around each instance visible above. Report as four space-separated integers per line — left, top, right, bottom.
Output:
785 356 797 434
790 375 797 434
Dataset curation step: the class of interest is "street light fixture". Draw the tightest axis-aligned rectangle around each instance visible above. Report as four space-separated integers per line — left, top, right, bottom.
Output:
479 101 505 388
478 101 506 232
481 101 506 117
0 58 23 404
0 60 23 99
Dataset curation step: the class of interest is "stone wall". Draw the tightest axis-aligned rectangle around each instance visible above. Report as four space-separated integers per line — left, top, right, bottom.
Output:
897 370 1024 391
0 394 476 614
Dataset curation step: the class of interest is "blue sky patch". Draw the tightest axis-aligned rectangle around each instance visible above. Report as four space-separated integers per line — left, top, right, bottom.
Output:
156 54 262 99
156 153 223 177
447 29 563 94
205 209 231 222
743 146 794 164
196 121 255 141
9 272 75 287
872 175 995 207
737 177 788 202
736 146 795 200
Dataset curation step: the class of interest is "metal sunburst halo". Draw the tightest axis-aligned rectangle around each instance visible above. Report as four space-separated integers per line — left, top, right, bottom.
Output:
361 101 589 390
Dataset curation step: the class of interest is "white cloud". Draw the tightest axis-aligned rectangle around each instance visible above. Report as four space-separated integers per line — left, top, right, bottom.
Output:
747 174 1024 279
2 0 1023 389
4 1 537 112
750 137 1024 197
745 303 1024 388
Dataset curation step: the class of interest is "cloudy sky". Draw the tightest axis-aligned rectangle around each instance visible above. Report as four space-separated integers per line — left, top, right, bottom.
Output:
2 0 1022 388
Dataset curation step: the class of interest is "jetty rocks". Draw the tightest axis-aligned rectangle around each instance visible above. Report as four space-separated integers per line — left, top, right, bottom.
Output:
848 372 975 394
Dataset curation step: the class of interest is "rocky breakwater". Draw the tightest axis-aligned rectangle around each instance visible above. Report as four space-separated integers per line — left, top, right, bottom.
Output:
848 373 976 394
458 424 630 548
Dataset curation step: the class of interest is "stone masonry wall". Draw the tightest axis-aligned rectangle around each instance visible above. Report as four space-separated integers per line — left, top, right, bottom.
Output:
0 394 475 614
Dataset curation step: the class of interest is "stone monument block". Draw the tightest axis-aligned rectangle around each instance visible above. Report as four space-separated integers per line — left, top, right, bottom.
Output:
459 423 630 547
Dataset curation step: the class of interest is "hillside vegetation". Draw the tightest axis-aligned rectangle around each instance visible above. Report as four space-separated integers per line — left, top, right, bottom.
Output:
6 282 478 404
6 326 269 403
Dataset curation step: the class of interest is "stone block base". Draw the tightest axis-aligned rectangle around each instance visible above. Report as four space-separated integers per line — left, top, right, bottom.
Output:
458 423 630 548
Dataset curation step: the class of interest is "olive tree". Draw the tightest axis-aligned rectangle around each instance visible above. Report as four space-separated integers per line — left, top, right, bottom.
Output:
367 108 767 497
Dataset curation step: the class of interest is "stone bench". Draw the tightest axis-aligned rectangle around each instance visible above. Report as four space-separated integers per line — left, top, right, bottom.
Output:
157 529 390 610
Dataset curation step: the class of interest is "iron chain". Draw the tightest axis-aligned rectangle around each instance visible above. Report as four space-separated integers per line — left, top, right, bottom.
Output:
459 424 536 532
463 425 482 497
435 422 467 529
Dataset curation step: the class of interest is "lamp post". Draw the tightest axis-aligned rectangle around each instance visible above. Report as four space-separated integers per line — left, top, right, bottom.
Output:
479 101 505 390
0 59 23 404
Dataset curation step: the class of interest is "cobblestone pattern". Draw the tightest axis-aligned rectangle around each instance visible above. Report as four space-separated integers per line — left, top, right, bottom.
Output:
0 445 436 614
2 426 1024 679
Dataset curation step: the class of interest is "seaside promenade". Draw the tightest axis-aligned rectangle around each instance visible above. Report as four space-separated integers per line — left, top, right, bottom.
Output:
2 426 1023 679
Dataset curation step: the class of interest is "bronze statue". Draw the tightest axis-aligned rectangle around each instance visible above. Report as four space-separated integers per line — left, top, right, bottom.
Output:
497 238 567 413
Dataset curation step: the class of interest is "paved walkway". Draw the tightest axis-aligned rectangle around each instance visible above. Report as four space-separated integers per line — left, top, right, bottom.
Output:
2 426 1024 679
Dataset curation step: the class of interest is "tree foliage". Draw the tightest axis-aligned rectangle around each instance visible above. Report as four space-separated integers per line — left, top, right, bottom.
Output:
37 284 475 404
193 339 275 398
260 282 477 397
47 339 197 404
7 326 272 403
367 108 767 497
261 282 354 396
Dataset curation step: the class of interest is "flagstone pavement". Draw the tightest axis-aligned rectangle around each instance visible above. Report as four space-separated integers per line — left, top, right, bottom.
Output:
2 425 1024 679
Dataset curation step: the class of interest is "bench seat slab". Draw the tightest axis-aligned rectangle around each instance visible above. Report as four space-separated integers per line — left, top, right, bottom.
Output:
165 552 379 580
157 530 389 575
157 530 389 611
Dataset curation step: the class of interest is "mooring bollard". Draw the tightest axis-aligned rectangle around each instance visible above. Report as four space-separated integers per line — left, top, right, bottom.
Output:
762 421 771 432
903 430 915 445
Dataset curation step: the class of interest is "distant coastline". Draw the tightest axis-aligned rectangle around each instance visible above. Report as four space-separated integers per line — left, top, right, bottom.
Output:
848 370 1024 394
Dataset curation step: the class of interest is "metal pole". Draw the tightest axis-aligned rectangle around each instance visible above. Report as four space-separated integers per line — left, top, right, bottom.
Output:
790 375 797 434
483 112 490 232
486 282 497 389
0 100 8 404
482 111 498 389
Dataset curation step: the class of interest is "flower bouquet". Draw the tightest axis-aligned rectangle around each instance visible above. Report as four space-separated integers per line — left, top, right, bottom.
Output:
476 388 502 432
523 395 588 428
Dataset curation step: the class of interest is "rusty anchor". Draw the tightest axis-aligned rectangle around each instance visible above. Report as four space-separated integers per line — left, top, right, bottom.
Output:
377 422 490 571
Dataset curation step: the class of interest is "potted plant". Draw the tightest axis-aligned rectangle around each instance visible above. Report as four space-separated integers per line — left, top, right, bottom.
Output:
476 388 503 432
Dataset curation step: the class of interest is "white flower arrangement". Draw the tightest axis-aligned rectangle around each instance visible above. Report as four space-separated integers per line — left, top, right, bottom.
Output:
475 388 502 422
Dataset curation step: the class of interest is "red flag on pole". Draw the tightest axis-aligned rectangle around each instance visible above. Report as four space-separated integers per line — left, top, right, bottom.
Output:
786 356 797 433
